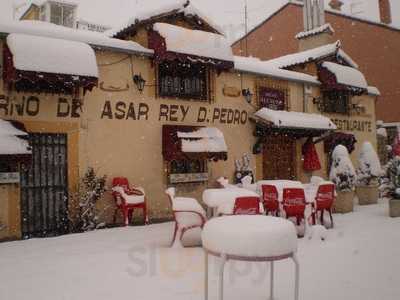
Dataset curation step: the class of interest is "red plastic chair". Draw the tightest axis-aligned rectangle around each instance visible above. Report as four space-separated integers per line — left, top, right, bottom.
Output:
311 184 335 228
233 196 261 215
261 185 280 216
112 177 148 226
282 188 306 226
165 188 206 247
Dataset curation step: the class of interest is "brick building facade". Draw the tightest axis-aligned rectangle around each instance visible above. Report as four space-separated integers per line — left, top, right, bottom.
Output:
232 1 400 124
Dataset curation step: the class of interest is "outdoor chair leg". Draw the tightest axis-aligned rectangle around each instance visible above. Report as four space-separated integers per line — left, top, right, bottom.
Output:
329 210 334 228
269 261 274 300
320 210 324 226
292 254 300 300
219 254 227 300
123 209 129 226
171 222 178 246
204 251 209 300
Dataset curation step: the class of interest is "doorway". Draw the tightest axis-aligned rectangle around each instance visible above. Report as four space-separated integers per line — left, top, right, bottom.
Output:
20 133 69 238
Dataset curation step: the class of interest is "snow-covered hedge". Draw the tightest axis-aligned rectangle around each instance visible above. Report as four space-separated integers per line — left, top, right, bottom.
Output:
329 145 356 192
357 142 382 186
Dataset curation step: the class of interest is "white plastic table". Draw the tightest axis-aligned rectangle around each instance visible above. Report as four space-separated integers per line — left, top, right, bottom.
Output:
202 187 260 216
202 215 300 300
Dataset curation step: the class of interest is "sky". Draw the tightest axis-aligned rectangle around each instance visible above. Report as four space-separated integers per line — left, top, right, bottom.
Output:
0 0 399 42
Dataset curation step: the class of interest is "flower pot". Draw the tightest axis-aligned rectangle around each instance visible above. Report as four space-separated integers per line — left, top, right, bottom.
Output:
356 185 379 205
389 199 400 217
334 190 354 213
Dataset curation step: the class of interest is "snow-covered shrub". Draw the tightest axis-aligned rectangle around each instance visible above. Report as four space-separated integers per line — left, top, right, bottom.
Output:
76 168 107 231
357 142 382 186
387 156 400 199
329 145 356 192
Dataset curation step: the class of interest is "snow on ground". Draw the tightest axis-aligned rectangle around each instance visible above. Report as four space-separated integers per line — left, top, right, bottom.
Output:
0 199 399 300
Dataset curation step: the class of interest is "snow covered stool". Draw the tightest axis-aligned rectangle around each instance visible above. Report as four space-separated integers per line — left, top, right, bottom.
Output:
202 215 299 300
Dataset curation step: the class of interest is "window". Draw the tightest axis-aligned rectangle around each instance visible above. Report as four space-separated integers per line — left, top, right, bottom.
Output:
158 61 208 100
322 91 350 114
168 159 208 184
46 2 76 28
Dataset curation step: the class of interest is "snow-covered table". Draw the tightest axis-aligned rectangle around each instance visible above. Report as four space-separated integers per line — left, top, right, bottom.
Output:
202 215 300 300
202 187 260 216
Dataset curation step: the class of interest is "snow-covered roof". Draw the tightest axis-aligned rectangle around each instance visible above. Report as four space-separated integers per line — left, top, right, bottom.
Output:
264 40 358 69
234 56 320 85
254 108 337 130
0 119 31 156
295 23 335 39
106 0 224 37
0 20 153 56
152 23 233 62
321 62 367 90
7 33 98 78
178 127 227 153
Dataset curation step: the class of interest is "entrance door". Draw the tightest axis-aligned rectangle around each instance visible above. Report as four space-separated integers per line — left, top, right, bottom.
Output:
20 133 69 238
263 135 296 180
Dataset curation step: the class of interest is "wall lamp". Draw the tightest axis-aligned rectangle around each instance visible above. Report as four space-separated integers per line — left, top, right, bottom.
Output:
133 74 146 93
242 88 253 104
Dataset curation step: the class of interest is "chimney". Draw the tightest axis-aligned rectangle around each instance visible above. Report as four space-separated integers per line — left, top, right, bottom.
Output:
329 0 344 11
379 0 392 24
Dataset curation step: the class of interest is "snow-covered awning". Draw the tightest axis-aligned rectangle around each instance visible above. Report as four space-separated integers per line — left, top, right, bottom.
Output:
0 119 31 161
162 125 228 162
295 23 334 40
178 128 228 153
252 108 336 137
149 23 234 69
318 62 368 93
4 33 99 94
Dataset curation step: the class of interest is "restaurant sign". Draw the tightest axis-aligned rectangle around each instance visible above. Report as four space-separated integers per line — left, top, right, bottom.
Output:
259 88 286 110
0 172 20 184
169 173 209 184
332 118 372 132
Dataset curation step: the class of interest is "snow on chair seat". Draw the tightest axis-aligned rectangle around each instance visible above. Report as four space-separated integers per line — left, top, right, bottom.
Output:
202 215 299 300
111 177 148 226
165 188 206 247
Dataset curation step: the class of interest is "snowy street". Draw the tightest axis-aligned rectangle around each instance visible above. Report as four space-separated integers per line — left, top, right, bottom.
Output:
0 199 399 300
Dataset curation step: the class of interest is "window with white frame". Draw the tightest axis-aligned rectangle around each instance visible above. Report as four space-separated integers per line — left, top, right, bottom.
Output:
40 2 77 28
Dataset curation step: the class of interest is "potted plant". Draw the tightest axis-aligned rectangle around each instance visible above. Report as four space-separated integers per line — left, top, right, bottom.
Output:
356 142 382 205
329 145 356 213
387 156 400 217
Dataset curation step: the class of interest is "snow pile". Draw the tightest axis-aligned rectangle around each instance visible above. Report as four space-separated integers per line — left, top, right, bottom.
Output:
202 215 297 257
295 23 334 39
153 23 233 62
254 108 337 130
202 187 259 209
322 62 368 89
0 20 153 55
234 55 320 85
0 119 31 155
7 33 98 77
357 142 383 186
178 128 227 153
265 40 358 69
329 145 356 192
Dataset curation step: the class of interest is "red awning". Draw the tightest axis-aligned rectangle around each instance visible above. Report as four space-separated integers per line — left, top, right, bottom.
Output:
162 125 228 162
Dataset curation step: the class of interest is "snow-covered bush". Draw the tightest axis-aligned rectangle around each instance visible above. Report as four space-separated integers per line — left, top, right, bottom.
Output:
357 142 382 186
76 168 107 231
387 156 400 199
329 145 356 192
